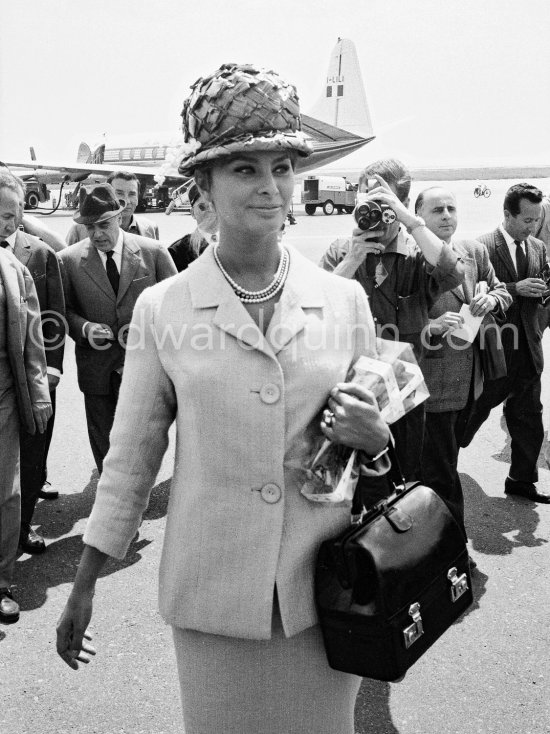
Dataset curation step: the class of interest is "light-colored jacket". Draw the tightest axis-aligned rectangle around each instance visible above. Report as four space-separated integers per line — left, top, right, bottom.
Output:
58 231 176 394
0 249 50 432
422 239 511 412
83 246 377 639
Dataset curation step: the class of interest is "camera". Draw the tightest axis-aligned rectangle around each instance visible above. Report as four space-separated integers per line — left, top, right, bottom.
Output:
353 181 397 232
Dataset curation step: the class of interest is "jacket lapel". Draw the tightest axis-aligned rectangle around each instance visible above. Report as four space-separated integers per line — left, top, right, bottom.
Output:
525 236 539 278
494 229 517 281
266 247 324 355
14 230 32 267
187 246 324 359
117 234 141 303
0 251 25 355
188 247 274 358
80 240 116 302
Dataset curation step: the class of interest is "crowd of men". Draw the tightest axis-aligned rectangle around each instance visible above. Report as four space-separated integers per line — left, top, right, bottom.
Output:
1 161 549 623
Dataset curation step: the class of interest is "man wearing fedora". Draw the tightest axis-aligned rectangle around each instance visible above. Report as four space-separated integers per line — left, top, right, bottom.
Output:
58 184 176 473
65 172 159 245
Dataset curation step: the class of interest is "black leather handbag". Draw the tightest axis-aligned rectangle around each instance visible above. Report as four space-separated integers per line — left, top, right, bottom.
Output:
315 448 473 682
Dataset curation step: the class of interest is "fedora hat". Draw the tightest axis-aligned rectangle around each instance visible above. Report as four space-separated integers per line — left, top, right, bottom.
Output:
73 184 124 225
175 63 313 176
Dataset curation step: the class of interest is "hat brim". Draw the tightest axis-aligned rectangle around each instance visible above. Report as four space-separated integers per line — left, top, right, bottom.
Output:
73 204 124 225
178 132 313 176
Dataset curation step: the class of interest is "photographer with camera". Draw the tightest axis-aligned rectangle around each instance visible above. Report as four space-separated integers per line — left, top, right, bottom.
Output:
320 158 465 481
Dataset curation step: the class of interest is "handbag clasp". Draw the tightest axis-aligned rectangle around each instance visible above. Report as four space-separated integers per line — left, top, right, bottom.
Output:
447 567 469 602
402 602 424 648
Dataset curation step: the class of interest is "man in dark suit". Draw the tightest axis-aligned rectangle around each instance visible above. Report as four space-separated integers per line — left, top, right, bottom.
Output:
0 174 67 554
58 184 176 473
461 183 549 502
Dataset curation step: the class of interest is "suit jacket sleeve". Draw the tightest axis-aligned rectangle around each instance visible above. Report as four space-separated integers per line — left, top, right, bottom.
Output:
43 247 67 372
23 267 51 406
155 244 178 280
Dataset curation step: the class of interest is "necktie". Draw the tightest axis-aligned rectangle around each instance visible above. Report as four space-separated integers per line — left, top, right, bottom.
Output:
105 250 120 295
514 240 527 280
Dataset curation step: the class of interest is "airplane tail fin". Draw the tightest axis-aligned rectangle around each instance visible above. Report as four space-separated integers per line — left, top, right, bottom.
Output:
77 142 92 163
308 38 374 140
77 142 105 164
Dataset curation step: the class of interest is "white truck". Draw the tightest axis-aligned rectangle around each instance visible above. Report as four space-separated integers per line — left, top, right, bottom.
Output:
301 176 356 216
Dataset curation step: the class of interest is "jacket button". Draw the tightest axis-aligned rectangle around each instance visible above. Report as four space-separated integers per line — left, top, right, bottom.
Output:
259 383 280 404
260 483 282 504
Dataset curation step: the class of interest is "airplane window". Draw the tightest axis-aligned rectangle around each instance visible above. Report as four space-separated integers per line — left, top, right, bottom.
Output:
337 85 344 97
326 86 332 97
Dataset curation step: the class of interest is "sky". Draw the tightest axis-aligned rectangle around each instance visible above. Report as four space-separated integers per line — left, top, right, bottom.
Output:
1 0 550 170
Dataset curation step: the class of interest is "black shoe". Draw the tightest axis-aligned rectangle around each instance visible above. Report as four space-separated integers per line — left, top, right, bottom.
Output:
0 588 20 623
504 478 550 503
38 481 59 500
19 528 46 555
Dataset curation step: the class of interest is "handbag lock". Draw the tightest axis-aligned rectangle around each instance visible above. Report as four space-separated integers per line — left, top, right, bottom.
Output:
447 567 469 603
402 602 424 648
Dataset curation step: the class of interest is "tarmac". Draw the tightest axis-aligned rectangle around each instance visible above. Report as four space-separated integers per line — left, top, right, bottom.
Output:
1 189 550 733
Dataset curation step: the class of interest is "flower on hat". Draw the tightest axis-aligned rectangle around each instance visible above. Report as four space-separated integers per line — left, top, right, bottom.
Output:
154 138 203 187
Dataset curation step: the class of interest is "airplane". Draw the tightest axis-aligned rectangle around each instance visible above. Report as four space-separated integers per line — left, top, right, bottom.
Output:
1 38 375 210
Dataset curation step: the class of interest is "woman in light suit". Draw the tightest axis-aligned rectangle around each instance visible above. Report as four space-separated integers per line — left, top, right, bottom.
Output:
56 64 390 734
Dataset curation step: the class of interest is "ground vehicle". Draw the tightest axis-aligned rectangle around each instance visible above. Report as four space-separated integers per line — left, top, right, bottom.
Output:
23 178 50 209
301 176 356 216
474 183 491 198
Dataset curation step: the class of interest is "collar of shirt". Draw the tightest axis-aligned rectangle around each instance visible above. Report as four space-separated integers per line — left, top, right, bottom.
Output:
499 224 523 270
2 231 18 251
381 226 412 257
125 216 139 234
97 230 124 270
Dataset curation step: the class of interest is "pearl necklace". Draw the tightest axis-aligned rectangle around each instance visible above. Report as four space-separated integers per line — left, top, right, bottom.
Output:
213 246 290 303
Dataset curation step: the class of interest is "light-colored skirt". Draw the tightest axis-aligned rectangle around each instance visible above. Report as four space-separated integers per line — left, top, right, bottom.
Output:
171 603 361 734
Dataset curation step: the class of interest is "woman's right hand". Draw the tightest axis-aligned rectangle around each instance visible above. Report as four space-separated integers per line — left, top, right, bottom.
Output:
56 591 96 670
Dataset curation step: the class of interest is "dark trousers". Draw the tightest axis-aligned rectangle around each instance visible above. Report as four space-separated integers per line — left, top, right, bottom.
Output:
460 343 544 484
41 388 56 485
19 388 56 533
84 390 118 474
390 402 425 481
421 410 467 539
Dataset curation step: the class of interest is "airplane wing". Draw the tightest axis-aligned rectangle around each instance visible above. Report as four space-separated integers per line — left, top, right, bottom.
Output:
1 119 373 186
0 159 184 185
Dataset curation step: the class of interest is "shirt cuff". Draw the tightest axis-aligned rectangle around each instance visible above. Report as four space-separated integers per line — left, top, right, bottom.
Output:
47 367 61 378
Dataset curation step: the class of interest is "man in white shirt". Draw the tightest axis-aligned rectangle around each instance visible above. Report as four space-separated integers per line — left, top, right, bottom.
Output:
58 184 176 473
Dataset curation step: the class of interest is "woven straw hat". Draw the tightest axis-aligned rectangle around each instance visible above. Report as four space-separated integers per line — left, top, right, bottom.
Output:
177 63 313 176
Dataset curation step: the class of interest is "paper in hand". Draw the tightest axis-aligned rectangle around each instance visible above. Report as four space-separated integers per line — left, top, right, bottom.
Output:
449 303 483 343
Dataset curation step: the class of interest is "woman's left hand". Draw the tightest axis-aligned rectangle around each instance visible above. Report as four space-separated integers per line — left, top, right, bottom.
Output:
321 382 390 455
